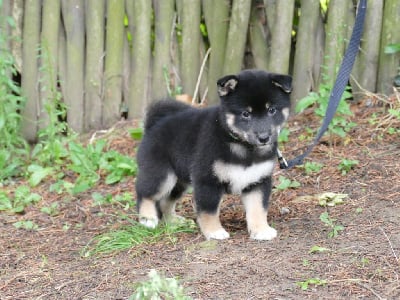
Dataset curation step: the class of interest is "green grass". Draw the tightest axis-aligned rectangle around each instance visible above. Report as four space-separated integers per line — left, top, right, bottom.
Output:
82 218 198 257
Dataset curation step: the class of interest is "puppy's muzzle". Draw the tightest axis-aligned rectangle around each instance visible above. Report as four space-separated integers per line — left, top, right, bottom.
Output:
256 133 270 145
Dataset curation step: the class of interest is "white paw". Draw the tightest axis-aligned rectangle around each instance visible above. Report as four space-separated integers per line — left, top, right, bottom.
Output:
204 228 230 240
139 216 159 229
250 226 277 241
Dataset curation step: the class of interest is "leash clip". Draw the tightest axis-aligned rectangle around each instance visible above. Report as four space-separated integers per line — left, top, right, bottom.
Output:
277 149 288 169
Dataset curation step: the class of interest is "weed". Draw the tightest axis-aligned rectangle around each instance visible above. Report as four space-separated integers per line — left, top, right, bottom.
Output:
320 211 344 238
13 220 39 231
303 161 324 175
101 150 137 185
296 278 327 290
130 269 191 300
63 139 137 194
355 207 363 214
129 127 144 141
296 83 356 138
40 202 59 216
278 127 290 143
275 175 301 190
338 158 359 175
92 192 135 209
0 16 30 181
309 245 330 254
27 164 54 187
0 185 41 213
34 44 73 166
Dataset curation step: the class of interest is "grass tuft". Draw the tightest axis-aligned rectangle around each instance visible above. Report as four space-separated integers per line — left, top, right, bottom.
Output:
82 218 197 257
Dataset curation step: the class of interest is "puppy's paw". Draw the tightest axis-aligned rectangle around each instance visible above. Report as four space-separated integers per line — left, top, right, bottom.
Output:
139 216 159 229
250 226 277 241
204 228 230 240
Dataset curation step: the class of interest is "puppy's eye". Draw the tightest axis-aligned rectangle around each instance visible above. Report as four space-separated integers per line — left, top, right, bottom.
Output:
268 107 277 116
241 111 251 119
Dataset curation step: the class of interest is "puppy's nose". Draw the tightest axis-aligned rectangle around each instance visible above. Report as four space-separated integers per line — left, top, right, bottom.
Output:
257 133 270 144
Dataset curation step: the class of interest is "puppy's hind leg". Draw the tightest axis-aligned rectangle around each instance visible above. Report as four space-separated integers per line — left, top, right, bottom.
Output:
136 172 178 229
137 197 159 229
159 181 187 224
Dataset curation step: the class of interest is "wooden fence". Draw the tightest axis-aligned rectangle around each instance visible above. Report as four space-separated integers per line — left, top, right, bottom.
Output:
1 0 399 140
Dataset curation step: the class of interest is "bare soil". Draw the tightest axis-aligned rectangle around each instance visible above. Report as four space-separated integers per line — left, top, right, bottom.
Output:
1 97 399 300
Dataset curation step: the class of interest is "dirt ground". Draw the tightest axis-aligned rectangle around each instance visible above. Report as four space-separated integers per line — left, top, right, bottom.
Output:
1 96 399 299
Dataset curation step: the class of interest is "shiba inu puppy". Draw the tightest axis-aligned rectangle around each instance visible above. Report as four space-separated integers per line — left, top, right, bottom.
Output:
135 69 292 240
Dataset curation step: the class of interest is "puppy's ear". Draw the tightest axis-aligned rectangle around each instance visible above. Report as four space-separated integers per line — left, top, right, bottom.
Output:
217 75 238 96
271 74 292 94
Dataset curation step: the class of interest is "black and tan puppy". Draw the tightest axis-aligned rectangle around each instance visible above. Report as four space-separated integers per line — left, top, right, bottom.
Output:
135 69 292 240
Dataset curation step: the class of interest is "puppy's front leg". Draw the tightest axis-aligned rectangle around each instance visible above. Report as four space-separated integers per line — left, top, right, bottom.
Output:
194 183 229 240
242 181 277 241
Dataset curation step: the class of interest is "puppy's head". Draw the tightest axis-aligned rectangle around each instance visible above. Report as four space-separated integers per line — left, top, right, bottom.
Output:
217 69 292 152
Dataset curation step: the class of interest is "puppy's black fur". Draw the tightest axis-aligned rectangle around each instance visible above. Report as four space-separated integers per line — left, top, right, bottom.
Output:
136 69 292 240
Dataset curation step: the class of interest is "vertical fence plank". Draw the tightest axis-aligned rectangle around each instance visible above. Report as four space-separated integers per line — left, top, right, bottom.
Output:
292 0 321 104
377 0 400 95
181 0 201 97
21 0 41 141
103 0 124 127
248 1 269 71
152 0 175 101
268 0 295 74
85 0 105 130
223 0 251 74
61 0 85 133
39 0 61 129
127 0 152 118
352 0 383 96
322 0 349 85
263 0 276 35
203 0 230 104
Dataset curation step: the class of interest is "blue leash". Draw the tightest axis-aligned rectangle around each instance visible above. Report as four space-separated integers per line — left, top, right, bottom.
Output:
278 0 367 169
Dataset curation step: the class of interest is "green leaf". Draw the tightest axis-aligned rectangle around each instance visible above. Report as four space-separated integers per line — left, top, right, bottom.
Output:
384 43 400 54
0 191 12 211
275 176 301 190
278 127 290 143
27 164 53 187
295 92 319 113
105 173 123 185
72 181 92 195
129 127 144 140
309 245 330 254
13 220 39 230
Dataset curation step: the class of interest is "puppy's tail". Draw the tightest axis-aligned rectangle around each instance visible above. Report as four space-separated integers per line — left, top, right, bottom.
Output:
144 99 192 131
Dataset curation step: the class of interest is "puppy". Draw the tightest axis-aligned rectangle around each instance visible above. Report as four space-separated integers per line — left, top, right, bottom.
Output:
135 69 292 240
